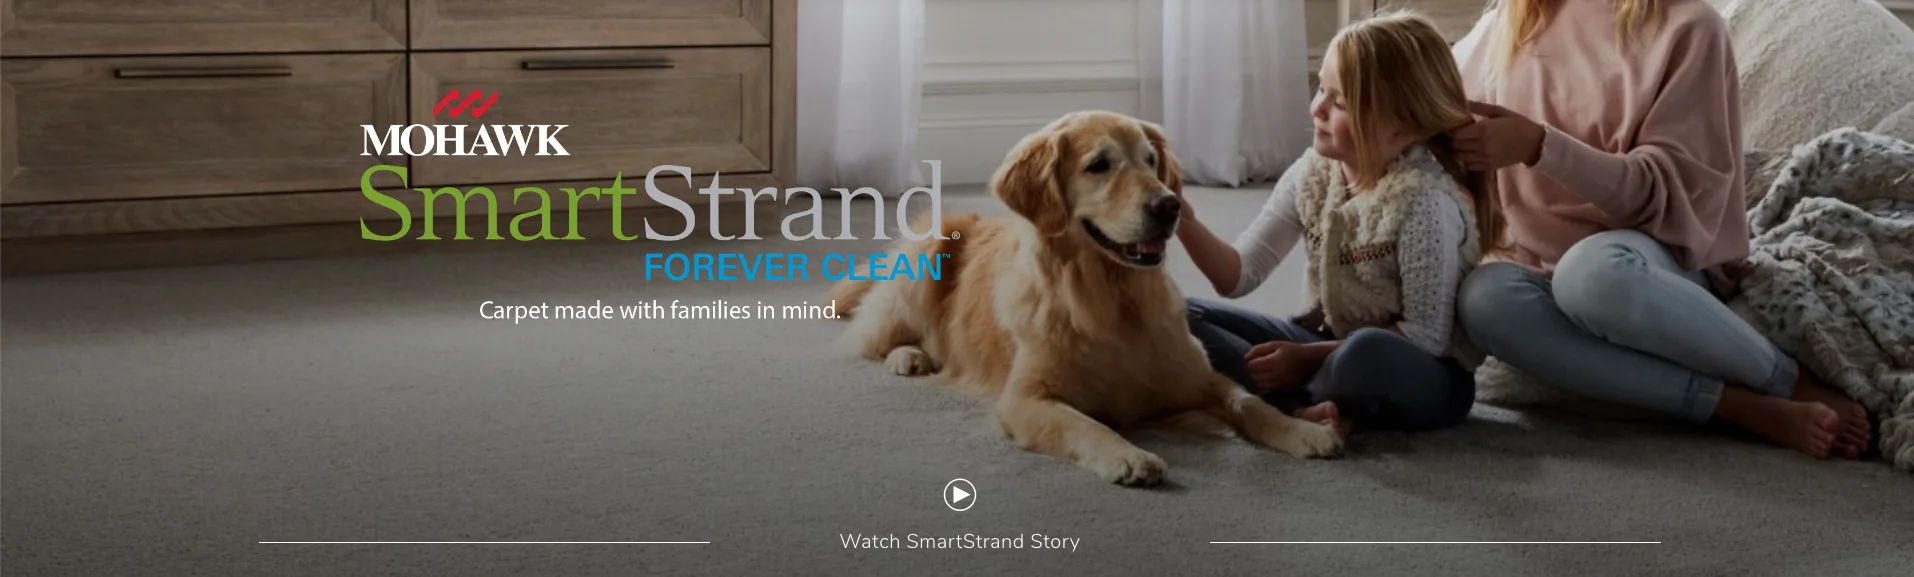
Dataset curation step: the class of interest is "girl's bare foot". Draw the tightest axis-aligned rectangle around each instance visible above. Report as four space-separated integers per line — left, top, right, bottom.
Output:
1715 386 1838 459
1791 375 1870 459
1294 401 1352 438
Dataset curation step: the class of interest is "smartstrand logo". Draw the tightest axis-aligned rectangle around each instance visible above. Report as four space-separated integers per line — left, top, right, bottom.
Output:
361 89 567 157
354 88 957 284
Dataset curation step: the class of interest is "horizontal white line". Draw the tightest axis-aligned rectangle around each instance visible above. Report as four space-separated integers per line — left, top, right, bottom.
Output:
1212 541 1660 545
260 541 709 545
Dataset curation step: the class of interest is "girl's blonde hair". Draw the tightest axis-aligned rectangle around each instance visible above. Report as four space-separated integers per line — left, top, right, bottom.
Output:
1328 10 1508 252
1484 0 1663 88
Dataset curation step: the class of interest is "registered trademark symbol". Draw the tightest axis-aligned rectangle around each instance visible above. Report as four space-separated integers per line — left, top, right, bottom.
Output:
951 231 962 240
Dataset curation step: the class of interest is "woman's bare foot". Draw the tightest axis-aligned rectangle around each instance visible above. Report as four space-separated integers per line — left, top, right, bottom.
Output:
1294 401 1352 438
1791 375 1870 459
1715 386 1839 459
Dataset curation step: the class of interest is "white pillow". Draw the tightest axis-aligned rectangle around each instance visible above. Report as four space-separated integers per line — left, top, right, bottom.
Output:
1716 0 1914 149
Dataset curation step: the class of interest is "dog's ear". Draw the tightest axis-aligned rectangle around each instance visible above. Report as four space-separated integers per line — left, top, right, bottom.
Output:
992 130 1069 236
1141 121 1184 194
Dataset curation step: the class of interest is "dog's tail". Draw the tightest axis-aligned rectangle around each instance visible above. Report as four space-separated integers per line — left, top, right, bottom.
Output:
824 211 979 321
824 277 875 321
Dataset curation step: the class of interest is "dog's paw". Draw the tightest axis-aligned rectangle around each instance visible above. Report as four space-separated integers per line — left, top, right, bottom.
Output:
1086 448 1167 487
884 347 938 376
1273 421 1343 459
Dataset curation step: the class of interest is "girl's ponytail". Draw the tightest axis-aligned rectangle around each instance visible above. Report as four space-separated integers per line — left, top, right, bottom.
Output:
1331 10 1510 259
1426 133 1509 255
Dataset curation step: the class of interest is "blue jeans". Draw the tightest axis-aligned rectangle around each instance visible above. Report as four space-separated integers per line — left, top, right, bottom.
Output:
1186 298 1476 431
1457 230 1799 424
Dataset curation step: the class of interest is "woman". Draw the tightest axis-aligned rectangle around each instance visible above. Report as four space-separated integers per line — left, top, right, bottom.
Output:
1447 0 1870 459
1178 12 1497 439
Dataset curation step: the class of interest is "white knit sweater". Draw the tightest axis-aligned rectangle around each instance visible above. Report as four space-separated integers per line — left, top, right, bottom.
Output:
1225 146 1477 359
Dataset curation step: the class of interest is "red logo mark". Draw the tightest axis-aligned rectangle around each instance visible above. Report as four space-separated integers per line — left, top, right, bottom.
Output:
432 89 497 119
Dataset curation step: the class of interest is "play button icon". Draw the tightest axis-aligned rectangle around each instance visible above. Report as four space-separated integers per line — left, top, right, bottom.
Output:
943 478 976 512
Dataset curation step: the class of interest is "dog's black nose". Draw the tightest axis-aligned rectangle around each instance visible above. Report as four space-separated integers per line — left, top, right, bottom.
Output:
1147 195 1181 225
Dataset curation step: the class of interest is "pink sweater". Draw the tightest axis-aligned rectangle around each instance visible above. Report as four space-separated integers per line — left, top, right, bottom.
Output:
1451 0 1749 296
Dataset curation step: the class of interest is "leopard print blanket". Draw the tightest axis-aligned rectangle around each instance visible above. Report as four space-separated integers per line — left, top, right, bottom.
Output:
1730 128 1914 471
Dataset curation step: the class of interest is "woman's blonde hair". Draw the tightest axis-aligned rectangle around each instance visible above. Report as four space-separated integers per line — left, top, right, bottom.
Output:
1328 10 1507 252
1485 0 1663 87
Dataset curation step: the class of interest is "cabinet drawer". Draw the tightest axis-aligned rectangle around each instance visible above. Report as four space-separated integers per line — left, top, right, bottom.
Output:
411 0 771 50
0 0 407 56
1 54 408 204
409 48 771 187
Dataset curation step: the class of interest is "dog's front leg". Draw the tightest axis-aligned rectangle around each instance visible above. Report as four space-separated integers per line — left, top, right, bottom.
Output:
995 391 1166 487
1208 378 1342 459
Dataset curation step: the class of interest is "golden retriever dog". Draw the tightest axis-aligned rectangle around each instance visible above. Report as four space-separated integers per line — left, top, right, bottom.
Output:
826 111 1341 487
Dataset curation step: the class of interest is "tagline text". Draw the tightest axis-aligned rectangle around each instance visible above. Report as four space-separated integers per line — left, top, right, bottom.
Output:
478 299 847 324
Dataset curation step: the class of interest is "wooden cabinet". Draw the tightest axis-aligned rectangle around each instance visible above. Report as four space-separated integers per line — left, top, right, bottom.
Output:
411 0 772 49
409 48 771 186
2 54 408 203
0 0 797 270
0 0 408 55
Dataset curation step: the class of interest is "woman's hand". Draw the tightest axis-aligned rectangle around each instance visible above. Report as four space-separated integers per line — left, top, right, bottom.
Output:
1245 341 1325 392
1451 101 1547 172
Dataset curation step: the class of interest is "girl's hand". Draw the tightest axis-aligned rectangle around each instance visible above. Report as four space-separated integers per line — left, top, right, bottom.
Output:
1170 180 1196 220
1451 101 1547 172
1245 342 1318 392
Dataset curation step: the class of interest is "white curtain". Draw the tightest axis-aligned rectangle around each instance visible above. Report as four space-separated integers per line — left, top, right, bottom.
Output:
795 0 928 196
1160 0 1315 186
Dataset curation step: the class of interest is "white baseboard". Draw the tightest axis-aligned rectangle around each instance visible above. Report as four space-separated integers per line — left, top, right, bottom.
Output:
918 76 1143 184
917 120 1053 187
919 57 1145 185
914 0 1336 185
1308 47 1325 89
923 76 1138 96
916 0 1151 185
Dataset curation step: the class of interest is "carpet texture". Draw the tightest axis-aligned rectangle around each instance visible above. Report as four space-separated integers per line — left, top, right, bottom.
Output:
4 186 1911 576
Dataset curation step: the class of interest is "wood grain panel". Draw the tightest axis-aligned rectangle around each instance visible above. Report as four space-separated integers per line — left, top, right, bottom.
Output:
0 0 800 273
1 173 782 238
409 48 771 187
772 0 795 188
1 54 407 204
0 0 406 55
411 0 771 49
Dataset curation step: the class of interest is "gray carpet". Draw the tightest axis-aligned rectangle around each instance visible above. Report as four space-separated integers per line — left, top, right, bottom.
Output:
4 185 1910 577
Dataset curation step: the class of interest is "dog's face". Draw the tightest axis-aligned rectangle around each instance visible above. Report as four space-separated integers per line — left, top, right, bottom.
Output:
991 111 1185 268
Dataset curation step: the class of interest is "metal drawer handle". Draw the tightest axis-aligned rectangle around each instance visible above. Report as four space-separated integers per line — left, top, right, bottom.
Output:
520 59 675 71
115 66 293 79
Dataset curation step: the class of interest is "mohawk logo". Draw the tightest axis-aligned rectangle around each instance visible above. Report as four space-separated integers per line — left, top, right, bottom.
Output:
361 89 568 157
432 89 497 119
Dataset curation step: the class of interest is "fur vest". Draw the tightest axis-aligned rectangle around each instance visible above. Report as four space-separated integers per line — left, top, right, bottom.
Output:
1294 145 1485 367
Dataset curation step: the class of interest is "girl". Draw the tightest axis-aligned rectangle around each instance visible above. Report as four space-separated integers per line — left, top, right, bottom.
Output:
1447 0 1870 460
1178 12 1502 438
